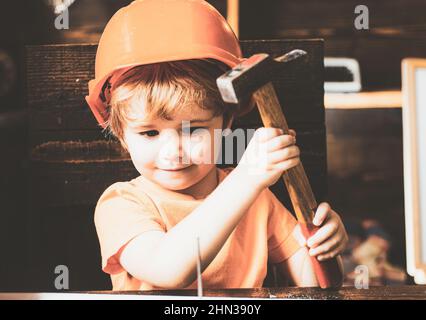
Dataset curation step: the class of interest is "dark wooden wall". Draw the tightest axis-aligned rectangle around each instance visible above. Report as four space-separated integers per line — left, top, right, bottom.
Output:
0 0 61 291
240 0 426 90
24 39 326 291
326 108 406 267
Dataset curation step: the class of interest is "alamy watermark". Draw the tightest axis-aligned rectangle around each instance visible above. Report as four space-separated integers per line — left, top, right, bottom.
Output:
55 9 69 30
54 264 69 290
49 0 76 30
145 121 285 175
354 265 369 289
354 5 369 30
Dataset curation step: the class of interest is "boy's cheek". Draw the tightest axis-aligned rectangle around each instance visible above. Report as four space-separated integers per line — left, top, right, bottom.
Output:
188 134 219 165
131 152 157 171
189 144 208 164
127 141 159 168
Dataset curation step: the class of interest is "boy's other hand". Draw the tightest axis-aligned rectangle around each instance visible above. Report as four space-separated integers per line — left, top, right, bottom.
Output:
297 202 348 261
235 127 299 190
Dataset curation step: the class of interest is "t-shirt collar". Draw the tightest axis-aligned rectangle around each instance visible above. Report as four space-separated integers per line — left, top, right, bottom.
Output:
133 167 229 202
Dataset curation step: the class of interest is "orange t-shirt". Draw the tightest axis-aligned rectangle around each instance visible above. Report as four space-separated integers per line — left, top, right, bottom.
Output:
94 166 302 291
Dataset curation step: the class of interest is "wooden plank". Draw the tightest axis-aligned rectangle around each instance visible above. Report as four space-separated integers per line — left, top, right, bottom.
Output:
2 285 426 300
29 160 138 206
28 126 326 207
26 40 324 131
325 91 402 109
115 285 426 299
26 44 98 131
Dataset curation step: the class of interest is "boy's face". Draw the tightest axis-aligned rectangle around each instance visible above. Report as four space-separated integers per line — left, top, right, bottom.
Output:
123 105 228 192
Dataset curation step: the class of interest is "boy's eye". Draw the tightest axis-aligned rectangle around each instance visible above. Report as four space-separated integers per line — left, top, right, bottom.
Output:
183 127 206 134
138 127 206 137
139 130 159 137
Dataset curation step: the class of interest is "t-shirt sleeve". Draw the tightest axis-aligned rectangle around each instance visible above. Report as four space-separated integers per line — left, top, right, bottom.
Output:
94 182 165 275
266 189 302 264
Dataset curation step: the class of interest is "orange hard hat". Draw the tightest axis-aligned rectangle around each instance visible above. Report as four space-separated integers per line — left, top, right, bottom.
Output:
85 0 246 128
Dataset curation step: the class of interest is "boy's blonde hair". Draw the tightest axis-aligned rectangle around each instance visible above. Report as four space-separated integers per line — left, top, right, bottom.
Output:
105 59 245 150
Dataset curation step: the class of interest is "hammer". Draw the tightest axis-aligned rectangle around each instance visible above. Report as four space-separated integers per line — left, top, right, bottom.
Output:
217 50 343 289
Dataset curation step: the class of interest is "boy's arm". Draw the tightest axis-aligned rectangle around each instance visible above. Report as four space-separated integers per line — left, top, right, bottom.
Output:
276 250 344 287
275 244 318 287
272 199 348 287
119 168 263 289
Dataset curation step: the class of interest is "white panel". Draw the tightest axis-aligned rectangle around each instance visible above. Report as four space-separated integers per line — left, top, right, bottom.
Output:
415 68 426 263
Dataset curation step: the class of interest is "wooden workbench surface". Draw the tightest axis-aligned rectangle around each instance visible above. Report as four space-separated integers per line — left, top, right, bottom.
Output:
1 286 426 300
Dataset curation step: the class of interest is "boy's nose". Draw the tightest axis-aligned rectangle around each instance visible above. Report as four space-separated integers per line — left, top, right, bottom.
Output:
162 142 181 162
158 130 184 165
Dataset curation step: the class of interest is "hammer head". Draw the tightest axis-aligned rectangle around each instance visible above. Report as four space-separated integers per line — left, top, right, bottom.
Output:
216 49 307 104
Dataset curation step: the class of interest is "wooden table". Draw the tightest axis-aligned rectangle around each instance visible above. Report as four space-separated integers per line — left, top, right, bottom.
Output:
1 286 426 300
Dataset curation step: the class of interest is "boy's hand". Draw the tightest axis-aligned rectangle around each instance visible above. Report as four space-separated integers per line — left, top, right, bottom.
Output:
235 127 300 190
294 203 348 261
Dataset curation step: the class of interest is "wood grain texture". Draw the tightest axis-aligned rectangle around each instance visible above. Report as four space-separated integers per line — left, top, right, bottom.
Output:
89 285 426 300
26 44 98 132
1 285 425 299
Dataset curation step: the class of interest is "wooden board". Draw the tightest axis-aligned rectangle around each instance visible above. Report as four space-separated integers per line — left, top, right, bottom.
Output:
2 285 426 300
325 91 402 109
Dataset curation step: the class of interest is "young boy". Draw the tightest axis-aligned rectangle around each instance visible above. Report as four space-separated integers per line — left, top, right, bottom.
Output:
85 0 348 291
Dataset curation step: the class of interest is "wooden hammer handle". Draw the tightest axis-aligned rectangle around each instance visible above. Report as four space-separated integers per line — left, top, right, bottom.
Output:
253 82 343 289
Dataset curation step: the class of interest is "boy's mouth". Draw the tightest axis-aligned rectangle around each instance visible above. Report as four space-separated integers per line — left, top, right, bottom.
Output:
160 165 192 172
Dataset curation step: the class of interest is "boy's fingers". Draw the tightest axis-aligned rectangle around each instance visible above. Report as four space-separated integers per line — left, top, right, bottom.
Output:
289 129 296 137
266 134 296 152
317 243 345 261
255 127 283 142
268 146 300 164
307 222 339 248
312 202 331 226
309 234 342 256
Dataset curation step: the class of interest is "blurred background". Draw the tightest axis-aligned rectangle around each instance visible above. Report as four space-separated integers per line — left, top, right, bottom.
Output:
1 0 425 291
